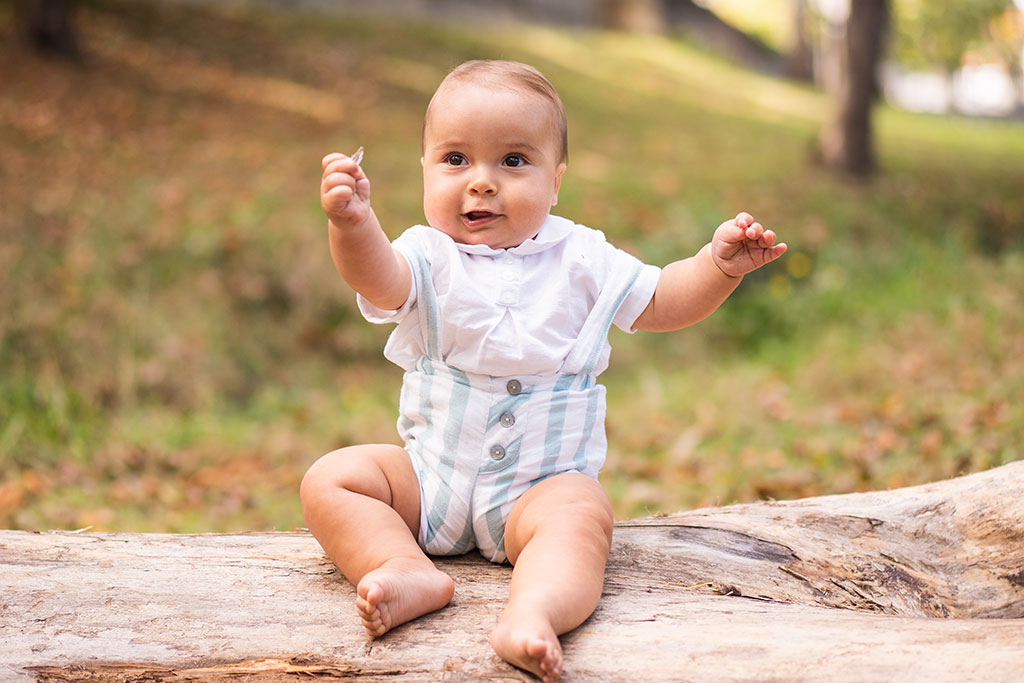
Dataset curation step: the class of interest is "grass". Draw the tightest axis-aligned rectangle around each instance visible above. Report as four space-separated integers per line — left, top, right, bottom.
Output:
1 0 1021 531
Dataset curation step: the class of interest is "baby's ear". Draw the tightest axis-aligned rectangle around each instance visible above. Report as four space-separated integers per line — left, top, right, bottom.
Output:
551 162 567 206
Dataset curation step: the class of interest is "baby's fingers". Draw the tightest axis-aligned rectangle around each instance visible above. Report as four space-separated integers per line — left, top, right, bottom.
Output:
321 169 355 197
752 228 787 260
322 164 360 200
769 243 788 261
323 157 364 182
764 238 788 262
734 212 754 229
322 152 346 170
323 181 354 203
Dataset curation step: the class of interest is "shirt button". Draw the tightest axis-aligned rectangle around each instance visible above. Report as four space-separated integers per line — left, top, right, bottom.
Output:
506 380 522 395
489 445 506 460
499 412 515 428
499 289 516 305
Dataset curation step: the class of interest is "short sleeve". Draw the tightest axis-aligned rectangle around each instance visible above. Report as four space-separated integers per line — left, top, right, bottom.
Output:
612 257 661 334
355 234 418 324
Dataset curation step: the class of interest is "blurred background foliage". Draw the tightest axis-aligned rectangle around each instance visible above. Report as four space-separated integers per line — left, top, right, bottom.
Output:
1 0 1022 532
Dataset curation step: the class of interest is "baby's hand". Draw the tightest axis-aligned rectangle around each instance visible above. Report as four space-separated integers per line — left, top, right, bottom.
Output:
321 151 370 229
711 212 787 278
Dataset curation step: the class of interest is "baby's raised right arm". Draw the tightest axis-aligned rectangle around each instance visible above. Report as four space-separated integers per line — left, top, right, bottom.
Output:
320 152 411 311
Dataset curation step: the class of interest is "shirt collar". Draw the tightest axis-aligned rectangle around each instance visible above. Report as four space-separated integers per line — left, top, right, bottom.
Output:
453 214 574 257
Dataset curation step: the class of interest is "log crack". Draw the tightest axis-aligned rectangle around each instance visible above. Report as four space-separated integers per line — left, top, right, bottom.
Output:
1001 570 1024 588
29 658 414 682
667 526 797 564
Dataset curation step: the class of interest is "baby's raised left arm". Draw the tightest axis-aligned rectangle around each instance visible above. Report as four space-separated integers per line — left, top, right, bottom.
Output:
632 212 786 333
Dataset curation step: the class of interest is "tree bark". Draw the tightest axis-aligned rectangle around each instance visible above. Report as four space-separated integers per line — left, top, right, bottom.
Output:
785 0 814 82
819 0 889 177
599 0 667 34
2 462 1022 682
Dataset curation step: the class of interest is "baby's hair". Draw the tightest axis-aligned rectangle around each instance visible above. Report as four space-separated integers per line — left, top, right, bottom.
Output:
424 60 569 163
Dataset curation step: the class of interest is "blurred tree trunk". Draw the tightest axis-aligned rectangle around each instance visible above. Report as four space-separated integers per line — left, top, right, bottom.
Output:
600 0 667 33
15 0 80 59
600 0 785 75
819 0 889 177
785 0 814 81
987 7 1024 115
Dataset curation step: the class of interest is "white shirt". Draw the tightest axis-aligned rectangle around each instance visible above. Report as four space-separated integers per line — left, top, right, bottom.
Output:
358 214 661 378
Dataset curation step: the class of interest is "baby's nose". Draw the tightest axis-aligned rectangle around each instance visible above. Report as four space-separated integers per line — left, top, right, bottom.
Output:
467 170 497 195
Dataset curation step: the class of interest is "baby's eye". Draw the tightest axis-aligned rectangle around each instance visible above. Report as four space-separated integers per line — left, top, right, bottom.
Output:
503 154 527 168
444 153 467 166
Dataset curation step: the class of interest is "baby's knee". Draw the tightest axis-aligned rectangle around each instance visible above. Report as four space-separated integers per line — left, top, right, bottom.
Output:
298 452 340 513
300 444 413 508
300 448 369 503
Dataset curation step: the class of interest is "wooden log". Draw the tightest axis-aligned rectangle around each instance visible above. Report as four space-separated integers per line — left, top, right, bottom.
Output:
2 462 1022 682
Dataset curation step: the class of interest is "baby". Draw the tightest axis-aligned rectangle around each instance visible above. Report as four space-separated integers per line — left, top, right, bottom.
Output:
302 59 786 682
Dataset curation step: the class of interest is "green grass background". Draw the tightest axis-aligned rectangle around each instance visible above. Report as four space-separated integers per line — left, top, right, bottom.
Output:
1 0 1021 532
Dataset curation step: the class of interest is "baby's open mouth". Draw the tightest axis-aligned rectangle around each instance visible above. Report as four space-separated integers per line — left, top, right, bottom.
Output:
462 211 502 227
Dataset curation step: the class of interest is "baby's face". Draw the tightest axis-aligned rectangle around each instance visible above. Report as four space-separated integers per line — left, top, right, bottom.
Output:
421 81 566 249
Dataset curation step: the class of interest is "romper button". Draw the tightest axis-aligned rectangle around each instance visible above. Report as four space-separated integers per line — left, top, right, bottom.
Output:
506 379 522 395
489 445 506 460
500 412 515 428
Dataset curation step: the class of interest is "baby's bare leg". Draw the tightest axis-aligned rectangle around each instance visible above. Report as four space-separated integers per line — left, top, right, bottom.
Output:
300 444 454 636
490 473 613 683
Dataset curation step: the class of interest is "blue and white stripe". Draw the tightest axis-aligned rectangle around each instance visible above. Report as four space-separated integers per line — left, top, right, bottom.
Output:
398 245 645 563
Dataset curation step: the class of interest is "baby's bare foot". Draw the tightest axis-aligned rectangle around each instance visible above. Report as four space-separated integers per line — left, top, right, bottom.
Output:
490 612 563 683
355 558 454 637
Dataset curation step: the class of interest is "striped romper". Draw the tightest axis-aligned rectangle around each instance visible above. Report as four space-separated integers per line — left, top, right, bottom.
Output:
358 216 661 563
